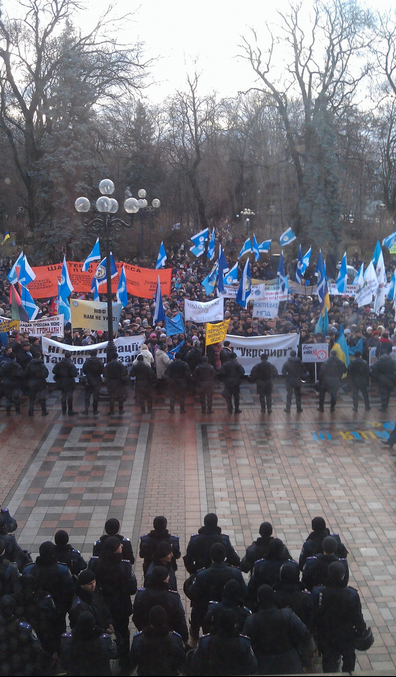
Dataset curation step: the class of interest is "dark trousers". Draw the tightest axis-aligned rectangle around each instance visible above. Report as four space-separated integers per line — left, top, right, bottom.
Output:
286 382 302 411
224 384 240 412
379 384 393 410
322 646 356 673
197 384 214 412
61 389 74 413
351 385 370 410
169 382 186 411
136 387 152 412
29 388 47 414
190 604 206 640
84 384 101 412
319 383 338 410
5 388 20 413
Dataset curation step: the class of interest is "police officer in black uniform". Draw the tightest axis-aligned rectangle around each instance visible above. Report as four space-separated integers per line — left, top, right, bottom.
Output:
318 350 347 412
139 515 180 576
81 348 104 415
240 521 291 575
103 350 128 415
164 353 191 414
129 605 186 676
218 352 245 414
23 353 49 416
302 536 349 592
370 343 396 411
0 351 23 416
54 529 87 577
93 517 134 564
53 351 78 416
250 354 278 414
282 349 305 413
184 512 240 574
130 354 156 413
192 355 218 414
347 350 370 412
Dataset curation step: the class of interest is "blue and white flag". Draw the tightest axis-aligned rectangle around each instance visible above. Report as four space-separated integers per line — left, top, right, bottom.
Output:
58 256 74 298
353 263 364 289
18 255 36 286
388 270 396 302
279 227 296 246
277 251 288 292
155 241 167 269
202 263 218 296
336 251 348 294
258 239 271 253
20 284 39 320
82 237 101 272
91 276 100 301
58 282 71 322
207 229 216 260
295 245 303 284
116 265 128 308
168 340 185 359
7 252 24 285
95 253 118 287
372 240 382 266
382 230 396 250
153 276 165 325
217 245 229 293
236 258 252 308
223 262 239 285
238 238 252 259
315 251 327 306
190 228 209 257
165 312 185 337
252 234 260 262
301 247 311 273
348 337 364 356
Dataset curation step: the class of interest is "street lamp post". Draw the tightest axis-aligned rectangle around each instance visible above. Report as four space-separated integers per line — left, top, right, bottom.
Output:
379 203 386 238
240 208 255 235
136 188 161 258
75 179 140 355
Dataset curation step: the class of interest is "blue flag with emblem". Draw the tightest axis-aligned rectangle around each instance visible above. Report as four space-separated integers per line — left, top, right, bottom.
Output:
91 276 100 301
236 258 252 308
155 241 167 269
95 253 118 287
58 256 74 297
217 245 229 293
279 227 296 246
336 251 348 293
20 284 39 320
315 251 327 306
165 312 185 337
82 237 101 272
190 228 209 257
258 239 271 253
223 262 238 285
237 238 252 259
116 265 128 308
277 251 288 292
202 262 218 296
58 282 71 322
372 240 382 266
7 252 24 285
207 229 216 260
252 234 260 262
388 270 396 301
18 255 36 286
382 230 396 250
296 244 303 284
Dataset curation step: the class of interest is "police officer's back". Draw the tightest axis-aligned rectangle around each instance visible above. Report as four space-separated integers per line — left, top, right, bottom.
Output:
93 518 134 564
184 512 240 574
139 515 180 576
129 605 186 676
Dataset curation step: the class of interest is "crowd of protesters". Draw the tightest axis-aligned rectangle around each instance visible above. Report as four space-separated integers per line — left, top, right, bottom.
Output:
0 507 373 675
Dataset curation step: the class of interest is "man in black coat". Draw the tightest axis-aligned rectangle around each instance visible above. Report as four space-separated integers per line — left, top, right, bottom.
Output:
312 561 368 673
219 340 233 365
23 354 49 416
129 605 186 676
248 538 295 606
250 354 278 414
370 345 396 411
299 516 348 571
240 522 291 575
11 574 59 656
103 351 128 415
81 348 104 415
69 569 113 634
192 355 217 413
164 353 191 413
88 536 137 667
218 352 245 414
0 352 23 416
318 350 347 412
184 512 240 574
273 561 314 632
54 529 87 576
0 538 22 596
132 565 189 642
302 536 349 592
93 517 134 564
282 350 305 413
347 350 370 412
184 543 247 642
53 351 78 416
130 354 156 413
139 515 180 576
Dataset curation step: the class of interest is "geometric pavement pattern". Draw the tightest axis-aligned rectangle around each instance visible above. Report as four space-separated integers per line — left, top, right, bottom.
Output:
0 380 396 672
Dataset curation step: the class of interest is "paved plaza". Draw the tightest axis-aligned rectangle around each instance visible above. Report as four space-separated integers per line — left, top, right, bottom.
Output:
1 380 396 673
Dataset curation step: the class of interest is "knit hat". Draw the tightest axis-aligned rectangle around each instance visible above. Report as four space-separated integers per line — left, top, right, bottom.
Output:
78 569 96 585
153 516 167 531
155 542 173 559
322 536 338 554
105 518 120 535
103 536 121 553
259 522 273 537
204 513 218 528
75 611 97 640
327 561 346 582
311 516 326 532
149 565 170 585
149 605 168 628
222 579 241 601
280 561 300 584
257 584 274 606
39 541 57 564
54 529 69 546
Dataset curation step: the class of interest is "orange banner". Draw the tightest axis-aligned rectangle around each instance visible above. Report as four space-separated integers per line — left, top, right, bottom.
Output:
27 262 172 300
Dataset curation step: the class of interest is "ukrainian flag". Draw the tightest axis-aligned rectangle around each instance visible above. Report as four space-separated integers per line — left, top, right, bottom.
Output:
332 324 350 367
1 232 10 245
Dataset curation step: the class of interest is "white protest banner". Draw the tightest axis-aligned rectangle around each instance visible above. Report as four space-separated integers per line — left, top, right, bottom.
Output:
225 333 299 375
184 297 224 322
328 283 358 297
217 285 238 299
302 343 329 363
19 315 65 337
288 280 318 295
70 299 122 332
355 285 373 308
248 283 266 301
42 335 145 382
253 297 279 319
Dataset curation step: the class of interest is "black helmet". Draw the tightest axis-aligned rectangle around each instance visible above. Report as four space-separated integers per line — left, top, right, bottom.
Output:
354 627 374 651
